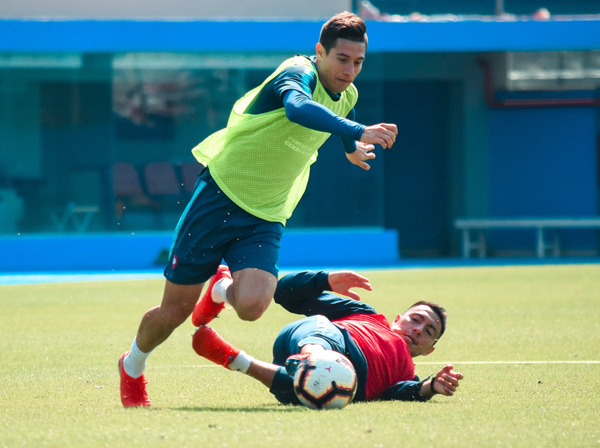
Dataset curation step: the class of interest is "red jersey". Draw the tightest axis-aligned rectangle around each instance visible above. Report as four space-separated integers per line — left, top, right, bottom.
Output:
332 313 415 401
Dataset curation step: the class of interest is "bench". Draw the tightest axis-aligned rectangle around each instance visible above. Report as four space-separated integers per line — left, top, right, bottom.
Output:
454 217 600 258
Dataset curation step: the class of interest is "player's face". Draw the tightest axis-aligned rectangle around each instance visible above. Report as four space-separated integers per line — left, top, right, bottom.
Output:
315 38 366 94
392 305 442 357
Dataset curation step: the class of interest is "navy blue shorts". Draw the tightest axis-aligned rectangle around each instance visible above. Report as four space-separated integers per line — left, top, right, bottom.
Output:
164 167 284 285
272 315 347 366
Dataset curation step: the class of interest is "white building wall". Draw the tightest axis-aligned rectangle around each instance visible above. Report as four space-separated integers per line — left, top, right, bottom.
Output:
0 0 352 19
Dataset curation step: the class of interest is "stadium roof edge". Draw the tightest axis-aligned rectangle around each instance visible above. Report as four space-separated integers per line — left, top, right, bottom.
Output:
1 18 600 53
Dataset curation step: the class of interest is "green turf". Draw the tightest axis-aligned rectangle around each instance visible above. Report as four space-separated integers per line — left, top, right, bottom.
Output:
1 264 599 447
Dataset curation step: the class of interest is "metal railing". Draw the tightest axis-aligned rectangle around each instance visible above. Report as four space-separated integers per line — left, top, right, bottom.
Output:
355 0 600 17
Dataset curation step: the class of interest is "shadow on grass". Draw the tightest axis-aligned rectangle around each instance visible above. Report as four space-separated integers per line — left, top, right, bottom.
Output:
169 403 306 413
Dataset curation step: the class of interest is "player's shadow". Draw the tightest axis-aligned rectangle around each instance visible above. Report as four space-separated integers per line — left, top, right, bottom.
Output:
170 404 306 413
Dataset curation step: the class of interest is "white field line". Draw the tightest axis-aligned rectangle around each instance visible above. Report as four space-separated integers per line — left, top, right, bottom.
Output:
165 360 600 369
415 360 600 365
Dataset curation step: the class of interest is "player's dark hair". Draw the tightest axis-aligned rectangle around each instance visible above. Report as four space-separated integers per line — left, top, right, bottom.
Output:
319 12 368 54
409 301 447 342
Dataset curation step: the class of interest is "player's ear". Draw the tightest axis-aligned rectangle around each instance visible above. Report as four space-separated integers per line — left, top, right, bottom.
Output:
421 346 435 357
316 42 325 59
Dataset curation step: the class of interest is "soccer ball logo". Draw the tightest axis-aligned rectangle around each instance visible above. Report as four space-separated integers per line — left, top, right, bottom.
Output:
293 351 357 410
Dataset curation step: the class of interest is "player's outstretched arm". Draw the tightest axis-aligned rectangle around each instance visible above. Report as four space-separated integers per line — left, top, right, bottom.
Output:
420 364 464 399
360 123 398 149
327 270 372 301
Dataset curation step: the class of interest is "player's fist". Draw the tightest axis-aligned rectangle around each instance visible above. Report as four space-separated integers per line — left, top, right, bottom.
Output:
360 123 398 149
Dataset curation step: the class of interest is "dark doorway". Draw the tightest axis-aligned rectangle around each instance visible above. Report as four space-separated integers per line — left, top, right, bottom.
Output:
383 81 452 257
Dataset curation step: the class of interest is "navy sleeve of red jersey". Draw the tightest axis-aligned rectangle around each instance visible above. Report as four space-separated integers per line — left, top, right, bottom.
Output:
274 271 378 320
378 376 431 402
270 366 300 405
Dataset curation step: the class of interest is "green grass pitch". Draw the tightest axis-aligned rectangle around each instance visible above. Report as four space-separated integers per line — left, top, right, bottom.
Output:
1 264 599 447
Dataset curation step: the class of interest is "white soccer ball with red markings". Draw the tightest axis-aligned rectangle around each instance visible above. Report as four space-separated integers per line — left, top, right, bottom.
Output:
293 350 357 410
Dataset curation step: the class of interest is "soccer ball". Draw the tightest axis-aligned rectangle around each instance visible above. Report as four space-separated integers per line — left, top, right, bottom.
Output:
293 350 357 410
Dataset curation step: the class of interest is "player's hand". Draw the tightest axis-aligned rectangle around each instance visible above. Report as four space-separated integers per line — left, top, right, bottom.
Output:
432 364 464 396
360 123 398 149
327 271 372 301
346 142 376 170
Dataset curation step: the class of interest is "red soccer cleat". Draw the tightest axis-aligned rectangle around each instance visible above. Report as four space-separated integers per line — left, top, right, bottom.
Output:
192 326 240 369
191 265 232 327
118 352 151 408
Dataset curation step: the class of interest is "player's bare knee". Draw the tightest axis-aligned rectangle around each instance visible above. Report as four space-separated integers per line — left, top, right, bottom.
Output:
235 305 266 321
234 297 270 321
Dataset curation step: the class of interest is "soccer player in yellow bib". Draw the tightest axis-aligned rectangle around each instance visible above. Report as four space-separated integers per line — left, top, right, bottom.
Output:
118 11 398 407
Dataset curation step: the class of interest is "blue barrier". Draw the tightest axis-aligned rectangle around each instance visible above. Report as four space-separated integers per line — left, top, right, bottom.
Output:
1 19 600 53
0 228 399 272
280 228 399 267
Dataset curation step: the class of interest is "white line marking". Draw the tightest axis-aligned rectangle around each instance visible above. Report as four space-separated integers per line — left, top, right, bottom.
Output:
155 365 220 369
415 360 600 365
159 360 600 369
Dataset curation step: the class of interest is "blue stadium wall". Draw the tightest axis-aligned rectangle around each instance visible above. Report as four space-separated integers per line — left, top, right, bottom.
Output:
489 107 599 253
2 19 600 53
